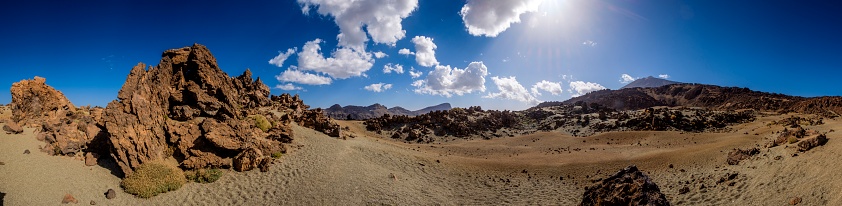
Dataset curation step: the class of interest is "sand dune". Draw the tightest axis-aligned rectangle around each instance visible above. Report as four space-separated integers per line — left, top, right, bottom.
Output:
1 112 839 205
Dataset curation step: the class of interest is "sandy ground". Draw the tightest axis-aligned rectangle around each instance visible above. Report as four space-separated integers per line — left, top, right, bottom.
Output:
1 111 840 205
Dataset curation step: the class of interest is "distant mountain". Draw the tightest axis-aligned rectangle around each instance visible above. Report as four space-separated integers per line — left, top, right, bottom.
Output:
324 103 452 120
547 83 842 116
621 76 680 89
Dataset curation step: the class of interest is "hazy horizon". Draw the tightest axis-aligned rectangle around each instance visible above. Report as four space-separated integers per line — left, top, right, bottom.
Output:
2 0 840 111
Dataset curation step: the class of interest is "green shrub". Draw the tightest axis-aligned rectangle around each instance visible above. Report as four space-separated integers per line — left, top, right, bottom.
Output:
185 168 223 183
251 115 271 132
788 136 799 144
121 161 186 198
271 152 283 159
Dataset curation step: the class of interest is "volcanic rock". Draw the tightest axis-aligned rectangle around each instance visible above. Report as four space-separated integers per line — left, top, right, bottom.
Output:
105 189 116 199
797 134 828 152
580 165 669 206
9 76 76 126
727 148 760 165
3 122 23 134
233 147 263 172
62 193 78 204
85 152 99 166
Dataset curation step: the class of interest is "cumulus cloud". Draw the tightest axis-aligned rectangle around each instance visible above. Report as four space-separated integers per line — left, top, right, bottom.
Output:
297 39 374 79
620 73 636 84
408 67 422 79
274 83 303 91
364 82 393 92
484 76 540 105
659 74 670 79
383 63 404 74
373 51 388 58
413 61 489 97
268 47 297 67
530 80 563 96
298 0 418 50
459 0 543 37
275 66 332 85
569 81 607 97
411 36 439 67
398 48 414 55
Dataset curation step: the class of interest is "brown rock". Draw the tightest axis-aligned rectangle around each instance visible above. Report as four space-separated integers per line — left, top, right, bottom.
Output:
3 122 23 134
90 200 96 205
62 193 78 204
797 134 828 152
23 149 30 154
678 186 689 195
258 158 272 172
105 189 116 199
727 148 760 165
580 165 670 206
9 76 76 126
85 152 99 166
790 196 802 205
233 148 263 172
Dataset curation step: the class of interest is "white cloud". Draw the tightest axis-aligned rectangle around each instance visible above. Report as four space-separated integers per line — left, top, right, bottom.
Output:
411 36 439 67
298 0 418 50
658 74 670 79
364 82 393 92
268 47 298 67
408 67 422 79
274 83 303 91
569 81 607 97
530 80 563 96
383 63 404 74
620 74 637 84
413 61 489 97
398 48 414 55
275 66 332 85
484 76 540 105
373 51 388 59
297 39 374 79
459 0 543 37
583 40 597 47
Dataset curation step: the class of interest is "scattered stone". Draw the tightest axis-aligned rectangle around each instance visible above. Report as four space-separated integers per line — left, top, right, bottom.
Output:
728 182 736 186
90 200 96 205
678 186 690 195
790 196 802 205
727 148 760 165
62 193 78 204
105 189 116 199
85 152 99 166
580 165 670 206
23 149 30 154
774 156 783 160
2 122 23 134
797 134 828 152
668 164 673 169
679 169 686 172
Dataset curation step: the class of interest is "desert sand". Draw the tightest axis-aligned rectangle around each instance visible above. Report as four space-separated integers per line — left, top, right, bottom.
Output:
1 109 840 205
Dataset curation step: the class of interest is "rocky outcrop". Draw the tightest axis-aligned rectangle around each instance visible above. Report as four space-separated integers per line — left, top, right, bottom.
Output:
9 77 109 156
271 93 341 137
797 134 828 152
726 148 760 165
580 165 670 206
103 44 286 176
9 76 76 126
232 147 263 172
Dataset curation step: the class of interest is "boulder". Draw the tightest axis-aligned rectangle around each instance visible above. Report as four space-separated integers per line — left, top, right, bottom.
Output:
3 122 23 134
105 189 116 199
797 134 828 152
9 76 75 126
580 165 670 206
233 148 263 172
727 148 759 165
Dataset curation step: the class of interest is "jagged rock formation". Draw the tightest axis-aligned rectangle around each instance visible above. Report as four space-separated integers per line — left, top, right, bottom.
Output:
580 165 670 206
103 44 330 176
538 84 842 117
270 94 341 137
325 103 451 120
9 76 75 126
9 77 109 156
620 76 681 89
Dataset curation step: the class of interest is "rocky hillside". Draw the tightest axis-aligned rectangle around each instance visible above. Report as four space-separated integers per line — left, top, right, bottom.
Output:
538 84 841 117
325 103 451 120
620 76 680 89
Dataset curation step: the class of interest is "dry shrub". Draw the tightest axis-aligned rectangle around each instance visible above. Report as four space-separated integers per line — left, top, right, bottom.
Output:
251 115 271 132
120 161 186 198
185 168 223 183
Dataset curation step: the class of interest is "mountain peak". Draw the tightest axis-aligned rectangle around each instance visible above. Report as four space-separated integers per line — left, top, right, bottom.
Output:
621 76 680 89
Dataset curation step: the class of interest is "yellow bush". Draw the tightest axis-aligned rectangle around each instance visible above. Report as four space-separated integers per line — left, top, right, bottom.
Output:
251 115 271 132
185 168 223 183
121 161 186 198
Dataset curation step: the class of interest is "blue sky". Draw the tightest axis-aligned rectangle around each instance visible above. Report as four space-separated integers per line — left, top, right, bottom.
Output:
1 0 840 111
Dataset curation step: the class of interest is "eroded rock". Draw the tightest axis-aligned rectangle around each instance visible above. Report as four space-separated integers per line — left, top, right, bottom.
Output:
580 165 670 206
3 122 23 134
797 134 828 152
727 148 759 165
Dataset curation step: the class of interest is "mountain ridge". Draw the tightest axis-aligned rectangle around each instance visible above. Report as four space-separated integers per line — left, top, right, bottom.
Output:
325 103 452 120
